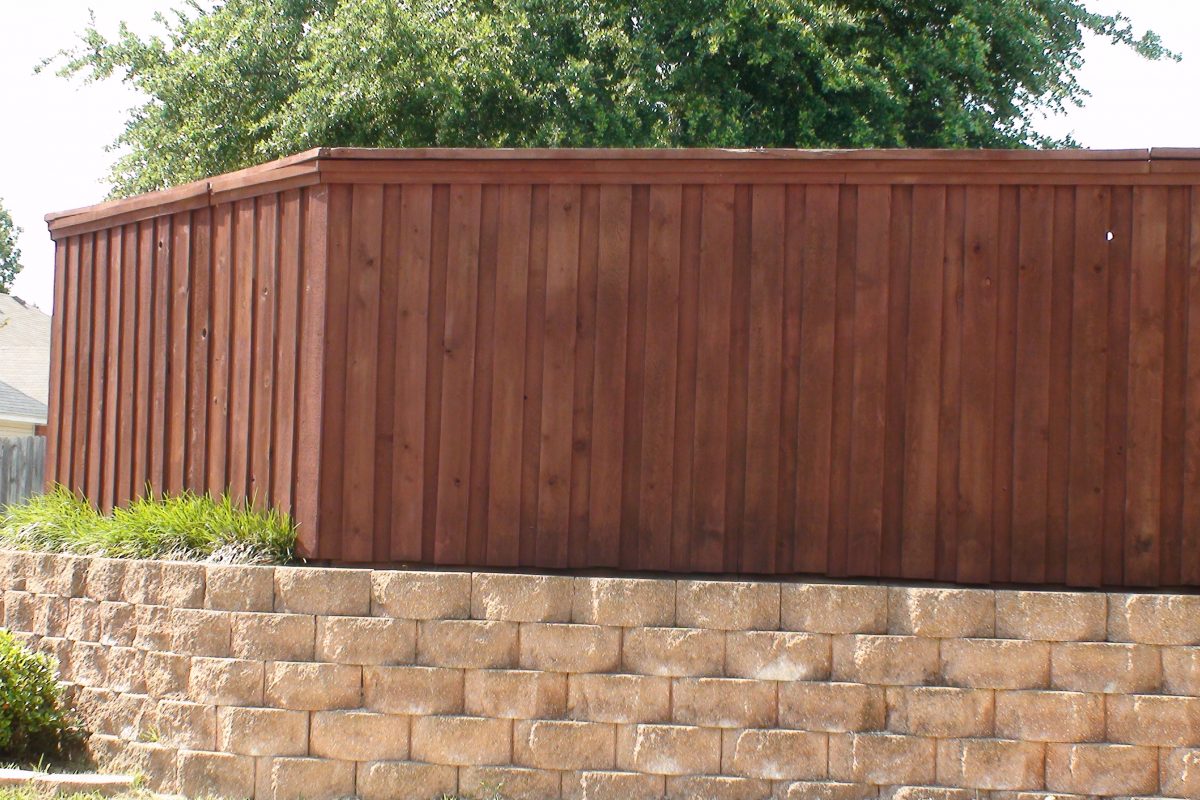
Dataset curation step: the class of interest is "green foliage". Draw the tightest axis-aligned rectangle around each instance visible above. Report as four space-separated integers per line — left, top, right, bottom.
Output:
0 199 22 292
46 0 1177 197
0 488 296 564
0 631 78 762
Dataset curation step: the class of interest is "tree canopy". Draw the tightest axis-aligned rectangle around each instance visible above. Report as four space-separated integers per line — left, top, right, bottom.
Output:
0 200 23 293
49 0 1177 197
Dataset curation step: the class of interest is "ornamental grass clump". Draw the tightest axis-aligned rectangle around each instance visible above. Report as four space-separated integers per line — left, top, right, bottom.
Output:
0 630 80 762
0 488 295 564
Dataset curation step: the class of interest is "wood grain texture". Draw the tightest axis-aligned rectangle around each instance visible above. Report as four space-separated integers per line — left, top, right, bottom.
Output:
41 153 1200 587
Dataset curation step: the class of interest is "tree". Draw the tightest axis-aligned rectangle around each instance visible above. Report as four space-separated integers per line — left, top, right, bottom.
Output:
0 200 22 293
48 0 1177 198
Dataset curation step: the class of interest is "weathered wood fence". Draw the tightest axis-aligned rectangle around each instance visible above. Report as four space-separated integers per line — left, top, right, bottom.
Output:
0 436 46 507
43 148 1200 587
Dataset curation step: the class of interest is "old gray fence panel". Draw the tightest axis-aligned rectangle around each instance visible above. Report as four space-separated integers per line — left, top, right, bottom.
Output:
0 436 45 507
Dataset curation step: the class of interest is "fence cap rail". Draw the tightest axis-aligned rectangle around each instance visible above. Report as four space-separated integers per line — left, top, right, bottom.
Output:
45 146 1200 239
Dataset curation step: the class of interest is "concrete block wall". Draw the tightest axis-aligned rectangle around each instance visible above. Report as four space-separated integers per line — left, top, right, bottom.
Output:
3 549 1200 799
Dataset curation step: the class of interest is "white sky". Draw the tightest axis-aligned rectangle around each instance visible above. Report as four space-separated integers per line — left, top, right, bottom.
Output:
2 0 1199 311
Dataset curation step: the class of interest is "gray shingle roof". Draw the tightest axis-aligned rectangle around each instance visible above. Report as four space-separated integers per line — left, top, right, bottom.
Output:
0 378 47 423
0 293 51 405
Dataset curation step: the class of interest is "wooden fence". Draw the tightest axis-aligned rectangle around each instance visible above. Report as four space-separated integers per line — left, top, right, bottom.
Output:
0 436 46 508
43 148 1200 587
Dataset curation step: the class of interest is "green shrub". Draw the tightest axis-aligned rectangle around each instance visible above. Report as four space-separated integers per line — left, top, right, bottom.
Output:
0 630 78 762
0 488 295 564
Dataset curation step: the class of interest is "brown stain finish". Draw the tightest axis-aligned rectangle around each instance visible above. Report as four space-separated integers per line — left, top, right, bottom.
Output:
42 148 1200 587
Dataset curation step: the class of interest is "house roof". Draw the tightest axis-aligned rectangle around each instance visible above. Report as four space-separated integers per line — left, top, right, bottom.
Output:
0 378 47 425
0 293 51 405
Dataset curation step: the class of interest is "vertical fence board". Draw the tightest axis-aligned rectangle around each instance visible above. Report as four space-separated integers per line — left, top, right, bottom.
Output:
1011 186 1055 583
1067 186 1111 586
342 185 384 561
1126 186 1169 585
485 185 530 565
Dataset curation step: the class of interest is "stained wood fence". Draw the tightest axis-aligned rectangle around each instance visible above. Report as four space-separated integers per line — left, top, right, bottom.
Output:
0 436 46 508
42 148 1200 587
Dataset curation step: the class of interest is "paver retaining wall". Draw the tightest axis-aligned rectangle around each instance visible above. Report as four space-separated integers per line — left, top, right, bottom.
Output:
3 549 1200 799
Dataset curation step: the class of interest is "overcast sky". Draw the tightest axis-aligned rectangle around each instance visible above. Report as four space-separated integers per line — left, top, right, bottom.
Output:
3 0 1198 311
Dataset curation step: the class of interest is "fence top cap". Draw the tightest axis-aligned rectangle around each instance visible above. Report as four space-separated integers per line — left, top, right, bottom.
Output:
44 147 1199 237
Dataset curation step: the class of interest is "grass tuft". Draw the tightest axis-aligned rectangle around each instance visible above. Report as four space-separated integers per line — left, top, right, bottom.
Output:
0 487 295 564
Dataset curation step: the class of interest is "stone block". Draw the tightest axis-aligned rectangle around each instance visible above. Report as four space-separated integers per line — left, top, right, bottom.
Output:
725 631 831 681
133 604 173 650
781 584 887 634
995 591 1106 642
776 782 877 800
884 686 993 737
177 750 255 800
1107 693 1200 746
672 677 776 728
169 607 232 657
941 639 1050 689
460 766 561 800
410 715 513 766
1044 742 1157 795
269 757 355 800
2 590 34 631
110 740 178 792
144 651 191 699
778 681 886 732
218 706 309 756
1164 646 1200 695
622 627 724 677
723 728 826 780
1108 593 1200 645
887 587 995 638
356 761 458 800
665 775 773 800
994 690 1104 742
831 635 939 685
519 622 620 673
616 723 722 776
274 565 371 616
315 615 416 665
105 646 147 694
65 598 100 642
1050 641 1160 693
310 710 410 760
563 770 667 800
84 558 126 602
372 569 471 619
363 665 464 715
935 738 1045 791
828 733 936 786
230 611 316 661
189 656 264 706
573 577 676 627
158 561 206 608
567 673 671 723
1161 747 1200 799
154 700 217 750
122 560 163 605
465 668 568 719
265 661 362 710
34 595 69 637
205 563 274 611
66 641 105 687
418 619 519 669
677 580 780 630
97 601 135 646
514 719 616 770
472 572 574 622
